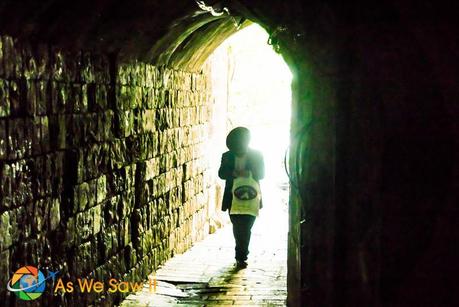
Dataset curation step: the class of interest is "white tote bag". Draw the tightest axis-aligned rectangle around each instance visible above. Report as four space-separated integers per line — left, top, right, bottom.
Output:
229 172 261 217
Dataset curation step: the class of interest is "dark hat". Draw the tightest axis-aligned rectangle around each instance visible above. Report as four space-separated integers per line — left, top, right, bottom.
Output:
226 127 251 152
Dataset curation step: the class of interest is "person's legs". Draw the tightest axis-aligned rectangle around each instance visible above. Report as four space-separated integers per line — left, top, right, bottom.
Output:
229 214 256 262
238 215 255 261
230 215 244 261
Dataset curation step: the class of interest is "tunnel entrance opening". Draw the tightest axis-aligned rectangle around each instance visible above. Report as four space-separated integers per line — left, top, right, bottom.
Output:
205 23 291 247
120 23 293 306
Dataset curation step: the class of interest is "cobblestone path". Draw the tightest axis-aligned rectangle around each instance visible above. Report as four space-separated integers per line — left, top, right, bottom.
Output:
121 183 288 307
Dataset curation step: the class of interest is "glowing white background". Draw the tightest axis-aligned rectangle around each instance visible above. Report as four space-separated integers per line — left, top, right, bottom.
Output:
207 24 292 239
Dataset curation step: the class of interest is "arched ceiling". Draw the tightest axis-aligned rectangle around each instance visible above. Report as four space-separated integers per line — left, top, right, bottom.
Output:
0 1 278 71
1 0 453 72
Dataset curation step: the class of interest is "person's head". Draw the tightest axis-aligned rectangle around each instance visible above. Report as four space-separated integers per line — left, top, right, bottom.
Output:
226 127 251 156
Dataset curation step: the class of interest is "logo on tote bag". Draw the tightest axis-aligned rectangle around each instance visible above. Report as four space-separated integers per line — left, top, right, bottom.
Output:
234 185 258 200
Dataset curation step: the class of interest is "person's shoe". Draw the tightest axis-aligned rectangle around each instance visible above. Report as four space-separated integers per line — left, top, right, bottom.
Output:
236 260 248 269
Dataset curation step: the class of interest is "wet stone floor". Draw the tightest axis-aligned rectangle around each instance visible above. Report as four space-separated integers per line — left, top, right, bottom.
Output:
120 183 288 307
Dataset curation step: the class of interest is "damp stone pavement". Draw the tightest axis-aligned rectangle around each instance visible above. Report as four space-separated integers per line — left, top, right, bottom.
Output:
120 181 288 307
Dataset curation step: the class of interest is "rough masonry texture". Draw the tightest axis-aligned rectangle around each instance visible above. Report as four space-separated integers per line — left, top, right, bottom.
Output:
0 34 215 306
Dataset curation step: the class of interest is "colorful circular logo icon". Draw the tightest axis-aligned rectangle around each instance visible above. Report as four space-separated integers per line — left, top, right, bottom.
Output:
7 266 46 300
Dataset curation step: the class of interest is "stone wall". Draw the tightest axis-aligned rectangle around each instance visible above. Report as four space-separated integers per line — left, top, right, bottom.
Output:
0 35 215 306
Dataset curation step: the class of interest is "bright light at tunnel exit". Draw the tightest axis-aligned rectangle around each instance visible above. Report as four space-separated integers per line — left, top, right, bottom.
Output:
207 23 292 234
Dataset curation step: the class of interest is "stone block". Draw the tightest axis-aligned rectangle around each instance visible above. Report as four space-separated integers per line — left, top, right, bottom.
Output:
124 243 137 270
85 113 99 143
66 149 86 184
66 83 83 113
92 204 102 235
117 191 130 219
96 84 108 110
0 79 10 118
34 43 50 80
64 216 76 245
51 49 68 82
81 52 95 83
97 143 110 176
111 195 123 222
138 134 149 161
19 117 33 158
102 228 113 259
0 163 12 209
120 189 135 218
111 225 120 256
51 81 66 113
32 198 48 232
8 79 24 117
11 207 28 242
1 36 18 78
100 110 114 141
121 110 135 137
96 175 107 204
156 89 166 108
0 119 6 160
30 117 42 156
0 249 10 289
143 86 154 109
76 241 94 276
116 85 134 110
40 115 50 153
49 197 60 231
107 167 125 195
34 80 49 116
12 39 25 77
145 157 159 181
168 90 177 108
125 163 136 188
88 178 98 206
80 84 89 112
121 218 130 247
11 160 33 206
64 114 78 149
87 83 97 111
74 182 90 213
24 79 37 116
125 135 142 162
7 118 25 160
0 211 12 251
84 144 101 179
145 132 158 158
132 86 142 109
158 154 167 174
136 63 147 87
22 45 37 79
117 64 130 85
75 210 93 242
142 109 155 132
48 114 66 150
158 131 167 154
145 65 155 87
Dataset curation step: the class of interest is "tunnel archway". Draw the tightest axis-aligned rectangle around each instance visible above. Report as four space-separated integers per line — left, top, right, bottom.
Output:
143 6 342 306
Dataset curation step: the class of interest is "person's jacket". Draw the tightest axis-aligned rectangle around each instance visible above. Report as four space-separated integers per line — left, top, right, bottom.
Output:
218 149 265 212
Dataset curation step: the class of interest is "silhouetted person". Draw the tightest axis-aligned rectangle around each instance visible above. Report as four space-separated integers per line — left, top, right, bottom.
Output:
218 127 264 268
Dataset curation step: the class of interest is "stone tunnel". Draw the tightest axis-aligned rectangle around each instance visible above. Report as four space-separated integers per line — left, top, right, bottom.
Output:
0 0 458 306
